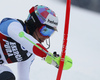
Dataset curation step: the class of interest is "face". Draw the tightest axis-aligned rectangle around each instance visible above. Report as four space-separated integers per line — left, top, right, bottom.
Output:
33 28 49 43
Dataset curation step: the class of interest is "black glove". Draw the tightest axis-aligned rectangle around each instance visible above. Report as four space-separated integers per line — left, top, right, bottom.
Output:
53 51 60 57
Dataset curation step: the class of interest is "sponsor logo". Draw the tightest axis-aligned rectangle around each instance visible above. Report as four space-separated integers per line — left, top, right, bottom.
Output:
3 39 23 62
47 19 58 25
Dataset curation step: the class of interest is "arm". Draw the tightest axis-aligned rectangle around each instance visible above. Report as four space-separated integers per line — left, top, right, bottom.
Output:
7 21 47 58
7 21 72 70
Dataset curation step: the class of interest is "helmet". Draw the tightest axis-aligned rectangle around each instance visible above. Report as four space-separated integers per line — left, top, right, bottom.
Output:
25 5 58 36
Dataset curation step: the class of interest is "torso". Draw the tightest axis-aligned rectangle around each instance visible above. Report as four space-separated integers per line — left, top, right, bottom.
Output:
0 18 33 64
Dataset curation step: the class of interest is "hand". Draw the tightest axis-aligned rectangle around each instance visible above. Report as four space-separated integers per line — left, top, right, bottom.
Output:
45 52 72 70
53 51 60 57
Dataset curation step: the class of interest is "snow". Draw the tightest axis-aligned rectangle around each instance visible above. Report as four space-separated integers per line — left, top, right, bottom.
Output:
0 0 100 80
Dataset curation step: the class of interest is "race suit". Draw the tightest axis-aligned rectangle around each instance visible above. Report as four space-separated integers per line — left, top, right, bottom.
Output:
0 18 48 80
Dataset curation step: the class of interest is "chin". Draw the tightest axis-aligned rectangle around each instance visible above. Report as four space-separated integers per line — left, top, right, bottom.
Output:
39 39 44 43
41 40 44 43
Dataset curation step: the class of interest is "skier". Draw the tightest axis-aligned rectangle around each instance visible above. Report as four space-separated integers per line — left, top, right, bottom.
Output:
0 5 72 80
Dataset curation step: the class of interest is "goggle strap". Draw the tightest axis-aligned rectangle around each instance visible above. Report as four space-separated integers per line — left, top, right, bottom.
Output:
30 12 42 27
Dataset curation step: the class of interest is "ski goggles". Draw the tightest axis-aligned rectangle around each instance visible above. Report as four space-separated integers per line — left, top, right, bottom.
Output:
39 25 55 37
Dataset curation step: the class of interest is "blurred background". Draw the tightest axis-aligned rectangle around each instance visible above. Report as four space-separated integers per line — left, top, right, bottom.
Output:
0 0 100 80
63 0 100 13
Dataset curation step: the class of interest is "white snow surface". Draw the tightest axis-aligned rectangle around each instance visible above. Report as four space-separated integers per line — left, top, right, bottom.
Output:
0 0 100 80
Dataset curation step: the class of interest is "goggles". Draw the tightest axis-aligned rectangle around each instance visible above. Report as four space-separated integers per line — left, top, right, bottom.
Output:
39 25 55 37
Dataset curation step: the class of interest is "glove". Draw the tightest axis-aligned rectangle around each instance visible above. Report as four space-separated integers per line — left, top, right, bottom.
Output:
45 52 72 70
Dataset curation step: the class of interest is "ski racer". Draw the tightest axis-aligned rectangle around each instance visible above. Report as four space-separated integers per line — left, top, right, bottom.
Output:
0 5 72 80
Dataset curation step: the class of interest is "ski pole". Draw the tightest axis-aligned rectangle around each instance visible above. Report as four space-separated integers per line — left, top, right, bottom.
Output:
19 31 54 58
56 0 71 80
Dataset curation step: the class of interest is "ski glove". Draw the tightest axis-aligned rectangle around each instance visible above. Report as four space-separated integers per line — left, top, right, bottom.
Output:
45 52 72 70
